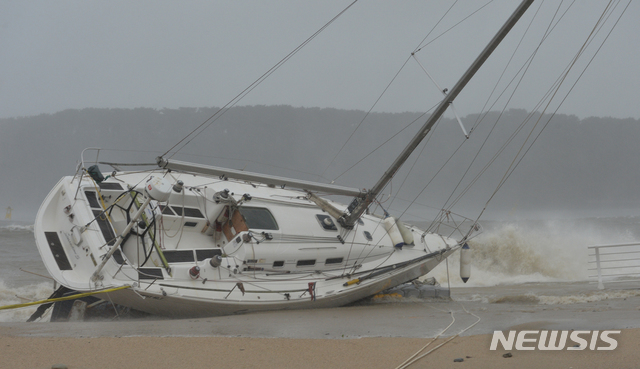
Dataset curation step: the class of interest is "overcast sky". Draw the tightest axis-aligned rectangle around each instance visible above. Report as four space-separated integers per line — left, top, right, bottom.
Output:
1 1 637 120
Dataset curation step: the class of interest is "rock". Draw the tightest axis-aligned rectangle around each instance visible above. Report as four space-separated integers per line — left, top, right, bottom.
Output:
503 353 513 358
453 358 464 362
51 365 68 369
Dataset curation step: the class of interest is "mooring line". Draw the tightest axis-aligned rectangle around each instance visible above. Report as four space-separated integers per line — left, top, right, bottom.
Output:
0 285 131 311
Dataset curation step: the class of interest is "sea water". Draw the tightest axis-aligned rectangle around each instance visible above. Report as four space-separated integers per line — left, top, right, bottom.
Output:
0 221 53 322
2 217 640 323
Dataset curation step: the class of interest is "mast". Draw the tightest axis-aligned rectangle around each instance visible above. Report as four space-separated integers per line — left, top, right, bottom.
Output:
339 0 534 228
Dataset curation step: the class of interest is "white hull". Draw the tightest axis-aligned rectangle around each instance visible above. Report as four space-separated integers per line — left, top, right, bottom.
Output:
93 248 455 317
34 169 462 317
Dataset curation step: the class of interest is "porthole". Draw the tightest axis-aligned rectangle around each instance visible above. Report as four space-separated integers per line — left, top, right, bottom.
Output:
364 231 373 241
325 257 343 265
296 259 316 267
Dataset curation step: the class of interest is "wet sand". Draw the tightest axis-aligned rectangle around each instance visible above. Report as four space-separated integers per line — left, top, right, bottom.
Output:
2 330 639 369
2 281 640 368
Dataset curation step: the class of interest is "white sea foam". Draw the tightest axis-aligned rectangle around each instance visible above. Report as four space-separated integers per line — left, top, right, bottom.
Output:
537 289 640 305
0 279 54 322
0 224 34 232
429 219 640 287
457 289 640 306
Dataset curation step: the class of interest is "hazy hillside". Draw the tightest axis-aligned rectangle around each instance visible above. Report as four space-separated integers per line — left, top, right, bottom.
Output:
1 106 638 221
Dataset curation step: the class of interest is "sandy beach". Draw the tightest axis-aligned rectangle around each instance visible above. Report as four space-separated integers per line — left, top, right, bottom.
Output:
2 281 640 368
2 331 640 369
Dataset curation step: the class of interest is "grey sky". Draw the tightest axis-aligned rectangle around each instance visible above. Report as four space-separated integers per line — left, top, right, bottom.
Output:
1 1 637 119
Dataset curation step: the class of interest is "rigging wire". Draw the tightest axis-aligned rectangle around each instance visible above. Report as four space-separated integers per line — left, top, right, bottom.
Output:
325 0 495 185
413 0 494 54
320 55 413 182
473 0 630 221
470 0 629 223
392 0 552 221
431 0 564 215
331 110 431 182
470 0 576 129
161 1 359 159
320 1 464 181
329 0 527 220
395 0 624 224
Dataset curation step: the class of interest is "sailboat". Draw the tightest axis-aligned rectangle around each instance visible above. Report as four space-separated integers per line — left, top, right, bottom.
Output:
33 1 533 317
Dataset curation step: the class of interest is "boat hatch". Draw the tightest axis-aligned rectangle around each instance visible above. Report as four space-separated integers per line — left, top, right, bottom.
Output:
84 190 117 245
162 249 224 263
316 214 337 231
92 209 117 246
84 191 101 209
98 182 124 191
163 250 196 263
45 231 73 271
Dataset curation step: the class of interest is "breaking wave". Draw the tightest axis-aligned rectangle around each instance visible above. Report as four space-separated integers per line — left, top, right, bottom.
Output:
0 279 53 322
429 219 640 287
0 224 34 233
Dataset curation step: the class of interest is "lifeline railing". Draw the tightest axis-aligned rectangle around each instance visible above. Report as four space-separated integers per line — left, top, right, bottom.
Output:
72 147 103 200
588 242 640 289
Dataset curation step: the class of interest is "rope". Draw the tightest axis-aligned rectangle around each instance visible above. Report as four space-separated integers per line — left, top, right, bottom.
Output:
162 1 359 159
394 310 456 369
395 243 480 369
0 286 131 311
396 303 481 369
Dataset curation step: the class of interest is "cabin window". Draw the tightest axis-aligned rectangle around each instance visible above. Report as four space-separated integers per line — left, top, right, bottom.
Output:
238 207 279 230
273 261 284 268
184 221 198 227
316 214 337 231
159 204 175 216
325 257 343 265
296 259 316 267
171 206 205 218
